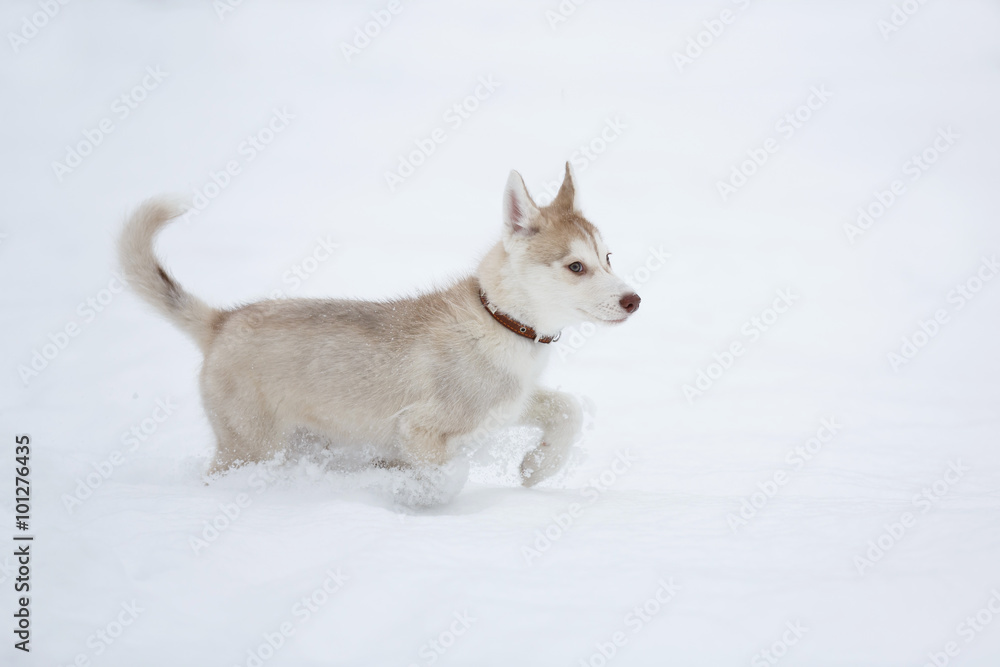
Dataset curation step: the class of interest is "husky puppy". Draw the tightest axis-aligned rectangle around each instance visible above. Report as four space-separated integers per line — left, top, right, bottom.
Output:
119 164 639 497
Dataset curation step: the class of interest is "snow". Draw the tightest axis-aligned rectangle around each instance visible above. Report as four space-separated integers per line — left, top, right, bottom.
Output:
2 0 1000 665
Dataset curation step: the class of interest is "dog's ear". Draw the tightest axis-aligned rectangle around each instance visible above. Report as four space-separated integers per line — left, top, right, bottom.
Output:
503 170 540 237
551 161 577 212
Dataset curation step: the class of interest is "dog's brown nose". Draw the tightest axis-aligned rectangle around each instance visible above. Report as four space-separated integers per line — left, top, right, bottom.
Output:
620 293 641 314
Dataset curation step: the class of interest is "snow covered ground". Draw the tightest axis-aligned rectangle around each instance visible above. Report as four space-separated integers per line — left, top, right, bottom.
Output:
2 1 1000 665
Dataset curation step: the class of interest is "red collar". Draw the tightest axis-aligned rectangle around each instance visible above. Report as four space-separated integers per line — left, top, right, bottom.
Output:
479 290 560 344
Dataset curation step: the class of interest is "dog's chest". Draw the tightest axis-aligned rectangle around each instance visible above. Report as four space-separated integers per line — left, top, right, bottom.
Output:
483 340 549 416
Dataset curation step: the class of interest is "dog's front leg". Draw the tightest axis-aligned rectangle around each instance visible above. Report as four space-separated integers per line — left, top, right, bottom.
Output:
518 389 583 487
395 417 469 506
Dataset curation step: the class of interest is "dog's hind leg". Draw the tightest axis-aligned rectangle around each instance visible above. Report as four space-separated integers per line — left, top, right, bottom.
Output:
205 410 285 475
203 376 286 475
206 417 246 475
518 389 582 487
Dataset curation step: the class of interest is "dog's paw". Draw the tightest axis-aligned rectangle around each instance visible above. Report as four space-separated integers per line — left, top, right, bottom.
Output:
392 460 469 507
520 443 552 487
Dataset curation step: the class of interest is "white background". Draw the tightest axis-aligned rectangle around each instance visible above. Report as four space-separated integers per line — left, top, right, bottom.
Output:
2 1 1000 665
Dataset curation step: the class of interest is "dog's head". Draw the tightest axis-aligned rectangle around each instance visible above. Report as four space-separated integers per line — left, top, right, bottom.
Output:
495 163 640 333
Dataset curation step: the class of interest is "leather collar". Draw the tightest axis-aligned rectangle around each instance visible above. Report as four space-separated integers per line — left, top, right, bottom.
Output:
479 290 560 344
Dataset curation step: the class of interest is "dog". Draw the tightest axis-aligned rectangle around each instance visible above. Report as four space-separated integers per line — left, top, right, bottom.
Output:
119 163 639 500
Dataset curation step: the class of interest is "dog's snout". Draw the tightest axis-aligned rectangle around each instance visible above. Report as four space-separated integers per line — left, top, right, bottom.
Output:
619 293 641 314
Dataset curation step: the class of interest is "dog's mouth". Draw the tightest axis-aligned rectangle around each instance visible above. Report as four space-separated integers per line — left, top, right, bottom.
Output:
578 309 629 325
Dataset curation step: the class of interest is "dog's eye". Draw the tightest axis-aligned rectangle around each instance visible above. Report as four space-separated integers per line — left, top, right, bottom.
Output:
568 262 584 274
606 253 612 267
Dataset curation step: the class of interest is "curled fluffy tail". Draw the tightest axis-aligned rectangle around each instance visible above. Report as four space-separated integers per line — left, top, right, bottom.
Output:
118 198 219 351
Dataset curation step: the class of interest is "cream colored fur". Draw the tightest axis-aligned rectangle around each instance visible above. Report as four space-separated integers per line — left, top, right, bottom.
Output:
118 164 640 501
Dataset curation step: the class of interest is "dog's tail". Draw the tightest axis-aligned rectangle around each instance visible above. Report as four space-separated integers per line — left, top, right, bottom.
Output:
118 198 220 351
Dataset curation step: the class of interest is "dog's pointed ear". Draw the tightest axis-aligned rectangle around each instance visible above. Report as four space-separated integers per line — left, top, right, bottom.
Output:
503 170 540 237
551 161 577 212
